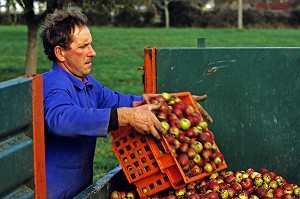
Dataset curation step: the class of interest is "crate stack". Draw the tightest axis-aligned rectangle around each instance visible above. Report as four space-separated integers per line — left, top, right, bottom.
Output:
111 92 227 198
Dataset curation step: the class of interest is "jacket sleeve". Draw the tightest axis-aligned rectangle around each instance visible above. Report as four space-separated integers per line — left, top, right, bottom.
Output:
44 87 113 138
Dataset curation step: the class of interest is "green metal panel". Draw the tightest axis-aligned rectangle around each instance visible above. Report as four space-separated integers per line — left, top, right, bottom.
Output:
1 185 34 199
0 78 32 137
0 131 34 196
155 47 300 184
0 77 34 197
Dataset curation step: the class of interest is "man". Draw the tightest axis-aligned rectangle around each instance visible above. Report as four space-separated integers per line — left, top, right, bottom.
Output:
41 7 212 199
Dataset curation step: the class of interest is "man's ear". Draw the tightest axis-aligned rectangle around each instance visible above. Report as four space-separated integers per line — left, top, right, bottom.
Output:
54 46 65 62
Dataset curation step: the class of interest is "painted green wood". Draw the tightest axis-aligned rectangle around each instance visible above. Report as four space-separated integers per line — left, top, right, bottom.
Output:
0 77 34 197
1 185 34 199
155 47 300 184
0 131 34 196
0 78 32 137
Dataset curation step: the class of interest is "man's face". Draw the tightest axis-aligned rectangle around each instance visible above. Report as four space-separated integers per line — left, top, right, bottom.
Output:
59 25 96 79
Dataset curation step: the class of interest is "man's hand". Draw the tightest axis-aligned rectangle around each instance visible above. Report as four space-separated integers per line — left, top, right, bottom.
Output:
117 104 166 140
192 95 213 123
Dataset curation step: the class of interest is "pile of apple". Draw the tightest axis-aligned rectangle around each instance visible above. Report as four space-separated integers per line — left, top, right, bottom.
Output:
140 168 300 199
110 168 299 199
148 93 226 178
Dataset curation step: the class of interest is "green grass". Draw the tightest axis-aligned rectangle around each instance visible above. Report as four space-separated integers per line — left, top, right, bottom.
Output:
0 25 300 181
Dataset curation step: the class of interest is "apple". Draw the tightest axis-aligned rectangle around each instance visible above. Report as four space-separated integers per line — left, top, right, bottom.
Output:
202 149 212 160
255 187 267 198
238 190 248 199
282 183 293 194
225 175 235 184
240 178 253 190
161 92 171 100
231 182 242 193
193 153 202 164
175 187 186 197
274 188 284 198
188 193 200 199
169 118 180 128
248 195 259 199
199 121 208 130
110 191 121 199
157 110 168 121
206 192 220 199
191 141 203 153
266 189 274 198
119 191 126 199
173 108 184 119
186 128 196 138
269 171 277 180
246 168 255 175
253 177 263 187
269 180 278 189
169 126 180 137
173 101 186 110
293 186 300 197
180 118 191 130
178 153 189 166
165 195 176 199
262 172 271 183
187 148 197 158
171 139 180 150
161 121 170 131
259 168 269 175
208 181 220 192
180 142 189 153
184 105 196 116
204 162 213 173
227 188 235 198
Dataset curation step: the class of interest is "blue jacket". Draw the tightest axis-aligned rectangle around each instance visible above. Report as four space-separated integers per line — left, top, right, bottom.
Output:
43 63 143 198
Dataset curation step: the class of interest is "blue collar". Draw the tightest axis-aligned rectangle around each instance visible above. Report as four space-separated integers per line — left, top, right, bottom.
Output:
52 63 93 90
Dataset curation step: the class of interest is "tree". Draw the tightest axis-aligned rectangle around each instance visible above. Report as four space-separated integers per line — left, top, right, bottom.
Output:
153 0 181 28
16 0 63 74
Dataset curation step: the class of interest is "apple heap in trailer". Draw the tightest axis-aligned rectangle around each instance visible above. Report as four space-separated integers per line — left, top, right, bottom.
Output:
149 92 226 178
110 168 300 199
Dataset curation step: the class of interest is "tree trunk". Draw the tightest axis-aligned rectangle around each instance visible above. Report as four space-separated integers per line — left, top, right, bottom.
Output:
238 0 243 30
164 0 170 28
25 22 39 74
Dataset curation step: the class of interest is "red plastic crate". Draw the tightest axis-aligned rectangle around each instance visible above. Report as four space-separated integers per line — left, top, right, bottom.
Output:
111 92 227 197
111 126 178 197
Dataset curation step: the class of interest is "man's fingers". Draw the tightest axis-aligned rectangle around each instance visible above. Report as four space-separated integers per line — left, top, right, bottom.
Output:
147 103 162 111
192 95 207 102
149 125 161 140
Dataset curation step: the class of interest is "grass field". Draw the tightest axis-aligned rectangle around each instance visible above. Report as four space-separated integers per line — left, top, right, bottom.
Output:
0 25 299 181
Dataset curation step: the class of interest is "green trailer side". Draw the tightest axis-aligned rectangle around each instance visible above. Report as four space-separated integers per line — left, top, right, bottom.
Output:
0 76 46 198
153 46 300 184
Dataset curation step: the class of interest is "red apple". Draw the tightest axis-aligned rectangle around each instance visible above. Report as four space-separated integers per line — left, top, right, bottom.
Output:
274 188 284 198
206 192 220 199
208 181 220 192
173 108 184 119
255 187 267 198
240 178 253 190
178 153 189 166
231 182 242 193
